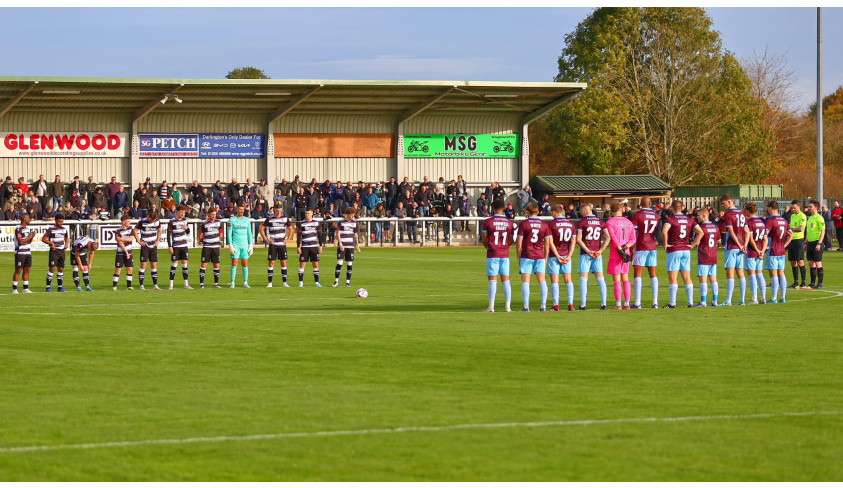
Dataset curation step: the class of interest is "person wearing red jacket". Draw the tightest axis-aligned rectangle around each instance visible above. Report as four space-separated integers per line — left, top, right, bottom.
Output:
832 201 843 251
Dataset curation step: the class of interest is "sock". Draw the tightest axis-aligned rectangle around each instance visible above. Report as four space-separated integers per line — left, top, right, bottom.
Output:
127 274 133 288
230 265 237 283
779 276 787 300
502 280 512 308
213 268 220 285
281 267 288 283
200 268 206 286
242 266 248 283
580 277 588 307
113 274 119 287
22 280 28 290
335 261 342 281
566 282 575 306
818 267 824 285
12 281 18 291
757 274 766 301
726 278 735 304
151 269 158 286
613 281 622 306
298 268 304 284
770 274 779 300
170 264 176 283
634 277 642 306
182 265 189 284
139 268 145 286
346 263 353 284
651 277 659 305
791 266 799 283
57 272 63 288
749 274 757 301
539 281 548 309
47 271 54 287
82 272 89 287
73 267 80 287
810 267 817 284
685 284 694 305
623 280 631 303
596 277 607 306
712 281 719 303
267 267 274 284
700 282 708 303
739 277 746 303
521 282 530 309
313 269 320 283
551 282 560 306
488 280 497 307
799 265 806 285
669 284 678 305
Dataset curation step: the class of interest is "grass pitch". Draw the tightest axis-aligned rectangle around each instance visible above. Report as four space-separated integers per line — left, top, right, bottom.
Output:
0 246 841 481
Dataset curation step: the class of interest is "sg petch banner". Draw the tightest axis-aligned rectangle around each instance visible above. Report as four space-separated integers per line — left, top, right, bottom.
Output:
403 134 519 158
139 133 265 158
0 223 64 252
1 132 129 158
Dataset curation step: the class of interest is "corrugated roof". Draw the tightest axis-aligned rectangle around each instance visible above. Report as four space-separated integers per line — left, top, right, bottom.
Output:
0 77 585 116
532 175 672 193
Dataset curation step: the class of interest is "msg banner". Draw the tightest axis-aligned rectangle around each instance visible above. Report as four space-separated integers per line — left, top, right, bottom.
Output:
139 133 265 158
403 134 519 158
1 132 129 158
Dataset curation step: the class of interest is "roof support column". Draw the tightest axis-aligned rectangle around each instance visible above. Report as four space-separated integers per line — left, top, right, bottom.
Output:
130 84 184 189
395 87 454 180
266 85 323 187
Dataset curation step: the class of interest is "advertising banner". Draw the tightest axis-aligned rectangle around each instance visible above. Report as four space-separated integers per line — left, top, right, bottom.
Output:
403 134 519 158
140 133 265 158
0 223 63 252
1 132 129 158
97 223 170 250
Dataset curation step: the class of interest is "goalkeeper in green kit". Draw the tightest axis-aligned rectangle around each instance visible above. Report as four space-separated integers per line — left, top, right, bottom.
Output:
226 203 254 288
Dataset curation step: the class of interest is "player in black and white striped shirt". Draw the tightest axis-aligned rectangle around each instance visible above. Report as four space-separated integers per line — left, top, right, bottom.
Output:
198 207 222 289
297 208 323 287
260 203 293 288
70 235 98 292
134 211 161 290
333 207 360 287
167 205 192 290
12 214 35 294
42 213 70 293
113 214 136 290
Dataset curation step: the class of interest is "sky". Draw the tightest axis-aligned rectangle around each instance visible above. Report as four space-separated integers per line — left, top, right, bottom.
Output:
0 7 840 112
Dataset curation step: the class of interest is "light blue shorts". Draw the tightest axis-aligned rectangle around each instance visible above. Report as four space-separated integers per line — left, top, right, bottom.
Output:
578 253 603 274
230 246 250 260
632 249 658 267
745 257 764 272
547 257 572 275
723 249 745 269
697 264 717 277
486 257 510 277
765 254 786 271
519 258 546 275
666 250 691 272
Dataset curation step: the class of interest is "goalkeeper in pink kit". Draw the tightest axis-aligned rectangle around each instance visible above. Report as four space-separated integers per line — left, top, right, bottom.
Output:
605 203 637 309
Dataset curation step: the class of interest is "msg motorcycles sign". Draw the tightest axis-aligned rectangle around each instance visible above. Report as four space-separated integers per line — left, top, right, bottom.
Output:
403 134 520 158
139 133 265 158
1 132 129 158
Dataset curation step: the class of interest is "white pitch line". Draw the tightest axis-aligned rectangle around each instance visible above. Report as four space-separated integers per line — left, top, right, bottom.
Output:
1 410 840 454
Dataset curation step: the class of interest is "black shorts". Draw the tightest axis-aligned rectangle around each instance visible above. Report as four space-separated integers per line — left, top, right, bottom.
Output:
49 249 66 269
788 238 804 261
170 247 189 262
806 241 823 262
201 247 221 264
299 247 320 263
115 253 134 269
15 254 31 269
337 247 355 262
70 253 88 267
268 245 288 262
140 245 158 263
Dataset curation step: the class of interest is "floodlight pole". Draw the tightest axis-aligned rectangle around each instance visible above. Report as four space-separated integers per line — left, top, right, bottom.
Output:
817 7 823 205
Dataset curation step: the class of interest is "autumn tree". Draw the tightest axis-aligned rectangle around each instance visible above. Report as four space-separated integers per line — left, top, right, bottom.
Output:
225 66 270 79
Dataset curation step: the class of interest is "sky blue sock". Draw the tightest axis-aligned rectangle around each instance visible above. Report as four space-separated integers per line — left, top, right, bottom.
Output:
551 282 560 306
685 284 694 305
749 274 757 300
669 284 678 305
757 274 766 302
651 277 659 305
634 277 642 305
488 280 497 306
539 281 548 309
566 282 575 306
779 276 787 300
503 280 512 305
700 282 708 303
726 278 735 304
596 277 607 306
770 274 779 300
712 281 719 303
580 276 588 307
521 282 530 309
739 277 747 303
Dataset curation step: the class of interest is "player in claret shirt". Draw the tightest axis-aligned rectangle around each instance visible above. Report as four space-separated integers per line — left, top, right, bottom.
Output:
630 196 661 308
546 204 577 311
605 203 637 309
720 194 750 305
764 200 793 303
575 203 609 310
693 208 721 307
516 204 551 312
661 200 703 308
482 199 515 312
744 203 769 304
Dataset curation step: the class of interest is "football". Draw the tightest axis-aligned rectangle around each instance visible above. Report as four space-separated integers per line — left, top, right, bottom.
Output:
356 288 368 298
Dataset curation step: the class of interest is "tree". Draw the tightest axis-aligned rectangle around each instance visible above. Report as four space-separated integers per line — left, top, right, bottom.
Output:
551 7 776 186
225 67 270 79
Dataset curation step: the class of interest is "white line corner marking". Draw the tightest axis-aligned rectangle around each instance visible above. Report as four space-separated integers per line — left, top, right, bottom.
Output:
1 411 840 454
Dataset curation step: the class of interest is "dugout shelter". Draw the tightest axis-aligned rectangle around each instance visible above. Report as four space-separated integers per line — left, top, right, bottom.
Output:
530 174 673 211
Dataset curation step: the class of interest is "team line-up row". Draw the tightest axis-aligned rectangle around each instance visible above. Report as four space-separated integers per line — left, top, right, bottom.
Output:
479 195 828 312
9 203 362 293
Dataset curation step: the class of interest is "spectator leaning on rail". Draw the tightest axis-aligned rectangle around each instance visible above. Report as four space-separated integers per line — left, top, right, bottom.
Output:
516 185 532 213
105 176 121 215
48 175 64 210
113 185 129 218
226 178 241 204
362 187 378 216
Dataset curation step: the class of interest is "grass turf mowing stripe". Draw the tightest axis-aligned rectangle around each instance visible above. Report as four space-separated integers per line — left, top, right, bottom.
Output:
2 410 840 454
